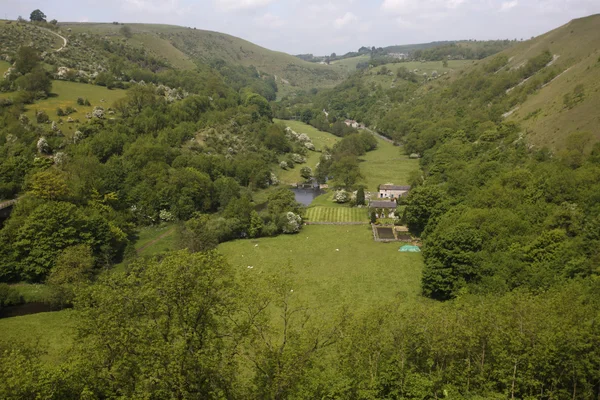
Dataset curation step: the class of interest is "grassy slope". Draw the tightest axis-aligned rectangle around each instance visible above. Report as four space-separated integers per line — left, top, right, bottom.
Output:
60 23 345 94
273 119 341 184
360 137 419 192
330 55 371 73
0 310 75 364
0 60 10 76
135 224 177 256
0 81 126 135
219 225 422 314
500 14 600 150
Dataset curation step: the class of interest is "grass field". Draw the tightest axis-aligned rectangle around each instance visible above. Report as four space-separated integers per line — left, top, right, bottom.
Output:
331 55 371 73
273 119 340 184
135 223 177 256
360 137 419 192
0 60 10 77
305 206 367 223
0 310 75 364
0 81 126 134
219 225 423 313
130 34 197 70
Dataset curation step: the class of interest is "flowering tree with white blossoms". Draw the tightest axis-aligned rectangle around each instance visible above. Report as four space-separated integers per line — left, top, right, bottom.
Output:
333 190 350 203
282 212 302 234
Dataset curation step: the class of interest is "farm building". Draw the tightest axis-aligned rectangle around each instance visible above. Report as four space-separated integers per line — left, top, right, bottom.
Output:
378 184 411 199
369 200 397 218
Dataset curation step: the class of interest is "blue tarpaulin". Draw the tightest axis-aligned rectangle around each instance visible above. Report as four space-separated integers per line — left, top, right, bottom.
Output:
399 245 421 252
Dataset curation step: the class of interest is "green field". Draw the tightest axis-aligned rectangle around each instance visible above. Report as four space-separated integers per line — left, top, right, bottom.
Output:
305 206 367 223
219 225 423 313
0 60 10 77
0 310 75 364
0 80 126 134
135 223 177 256
273 119 340 184
360 137 419 192
331 55 371 73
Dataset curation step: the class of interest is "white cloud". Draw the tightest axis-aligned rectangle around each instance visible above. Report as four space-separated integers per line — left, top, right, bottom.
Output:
381 0 467 15
122 0 189 15
334 12 358 29
500 0 518 11
255 12 285 28
215 0 276 12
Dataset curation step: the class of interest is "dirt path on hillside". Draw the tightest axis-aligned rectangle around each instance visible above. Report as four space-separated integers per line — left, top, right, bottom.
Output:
136 227 176 254
39 27 68 52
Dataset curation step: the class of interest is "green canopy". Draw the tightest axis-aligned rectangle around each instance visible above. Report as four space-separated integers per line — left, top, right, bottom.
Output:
399 245 421 252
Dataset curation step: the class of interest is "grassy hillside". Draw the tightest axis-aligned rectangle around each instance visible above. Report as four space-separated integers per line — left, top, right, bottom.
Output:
499 14 600 150
273 119 340 184
60 23 345 95
360 136 419 192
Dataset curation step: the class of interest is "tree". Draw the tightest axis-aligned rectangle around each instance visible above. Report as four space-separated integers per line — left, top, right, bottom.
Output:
29 9 46 22
403 185 447 235
330 156 363 188
76 251 241 398
213 177 241 209
14 47 40 75
300 166 312 181
14 67 52 96
119 25 132 38
356 187 365 205
422 224 483 300
12 202 116 281
46 244 94 307
26 169 69 200
267 188 302 215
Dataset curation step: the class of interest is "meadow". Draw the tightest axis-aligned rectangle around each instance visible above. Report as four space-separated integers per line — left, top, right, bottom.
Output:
0 60 10 77
135 223 177 256
273 119 340 184
305 206 367 223
0 80 126 135
0 310 75 364
359 136 419 192
219 224 423 314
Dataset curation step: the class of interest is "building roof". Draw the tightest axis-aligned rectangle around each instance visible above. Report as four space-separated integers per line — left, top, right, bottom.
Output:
369 200 397 208
380 184 411 191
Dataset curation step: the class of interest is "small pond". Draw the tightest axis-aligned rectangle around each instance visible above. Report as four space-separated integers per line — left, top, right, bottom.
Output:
292 187 322 206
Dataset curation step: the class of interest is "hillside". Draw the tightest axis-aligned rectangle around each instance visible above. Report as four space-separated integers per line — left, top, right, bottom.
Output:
499 14 600 150
59 22 345 95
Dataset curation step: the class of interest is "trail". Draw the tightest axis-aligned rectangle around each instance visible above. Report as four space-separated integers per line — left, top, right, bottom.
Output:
136 227 176 254
38 27 68 52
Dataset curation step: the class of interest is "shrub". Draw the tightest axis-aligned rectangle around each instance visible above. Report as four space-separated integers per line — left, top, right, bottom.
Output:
56 107 65 116
76 97 85 105
35 110 49 123
333 190 350 203
0 284 24 308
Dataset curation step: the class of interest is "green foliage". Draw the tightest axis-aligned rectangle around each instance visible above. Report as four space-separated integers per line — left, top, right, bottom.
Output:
9 201 119 281
75 250 241 398
29 9 47 22
0 284 23 308
14 47 40 75
119 25 132 38
356 187 365 205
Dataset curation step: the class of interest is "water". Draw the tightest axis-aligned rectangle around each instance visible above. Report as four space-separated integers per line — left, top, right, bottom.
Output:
292 188 322 206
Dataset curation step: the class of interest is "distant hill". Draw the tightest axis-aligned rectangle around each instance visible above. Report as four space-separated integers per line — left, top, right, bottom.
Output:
498 14 600 150
383 41 454 54
59 22 345 95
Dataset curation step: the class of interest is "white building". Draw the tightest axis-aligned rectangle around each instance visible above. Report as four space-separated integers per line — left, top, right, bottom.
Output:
378 184 411 199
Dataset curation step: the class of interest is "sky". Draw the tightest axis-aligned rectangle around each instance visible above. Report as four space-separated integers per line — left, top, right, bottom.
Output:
2 0 600 55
